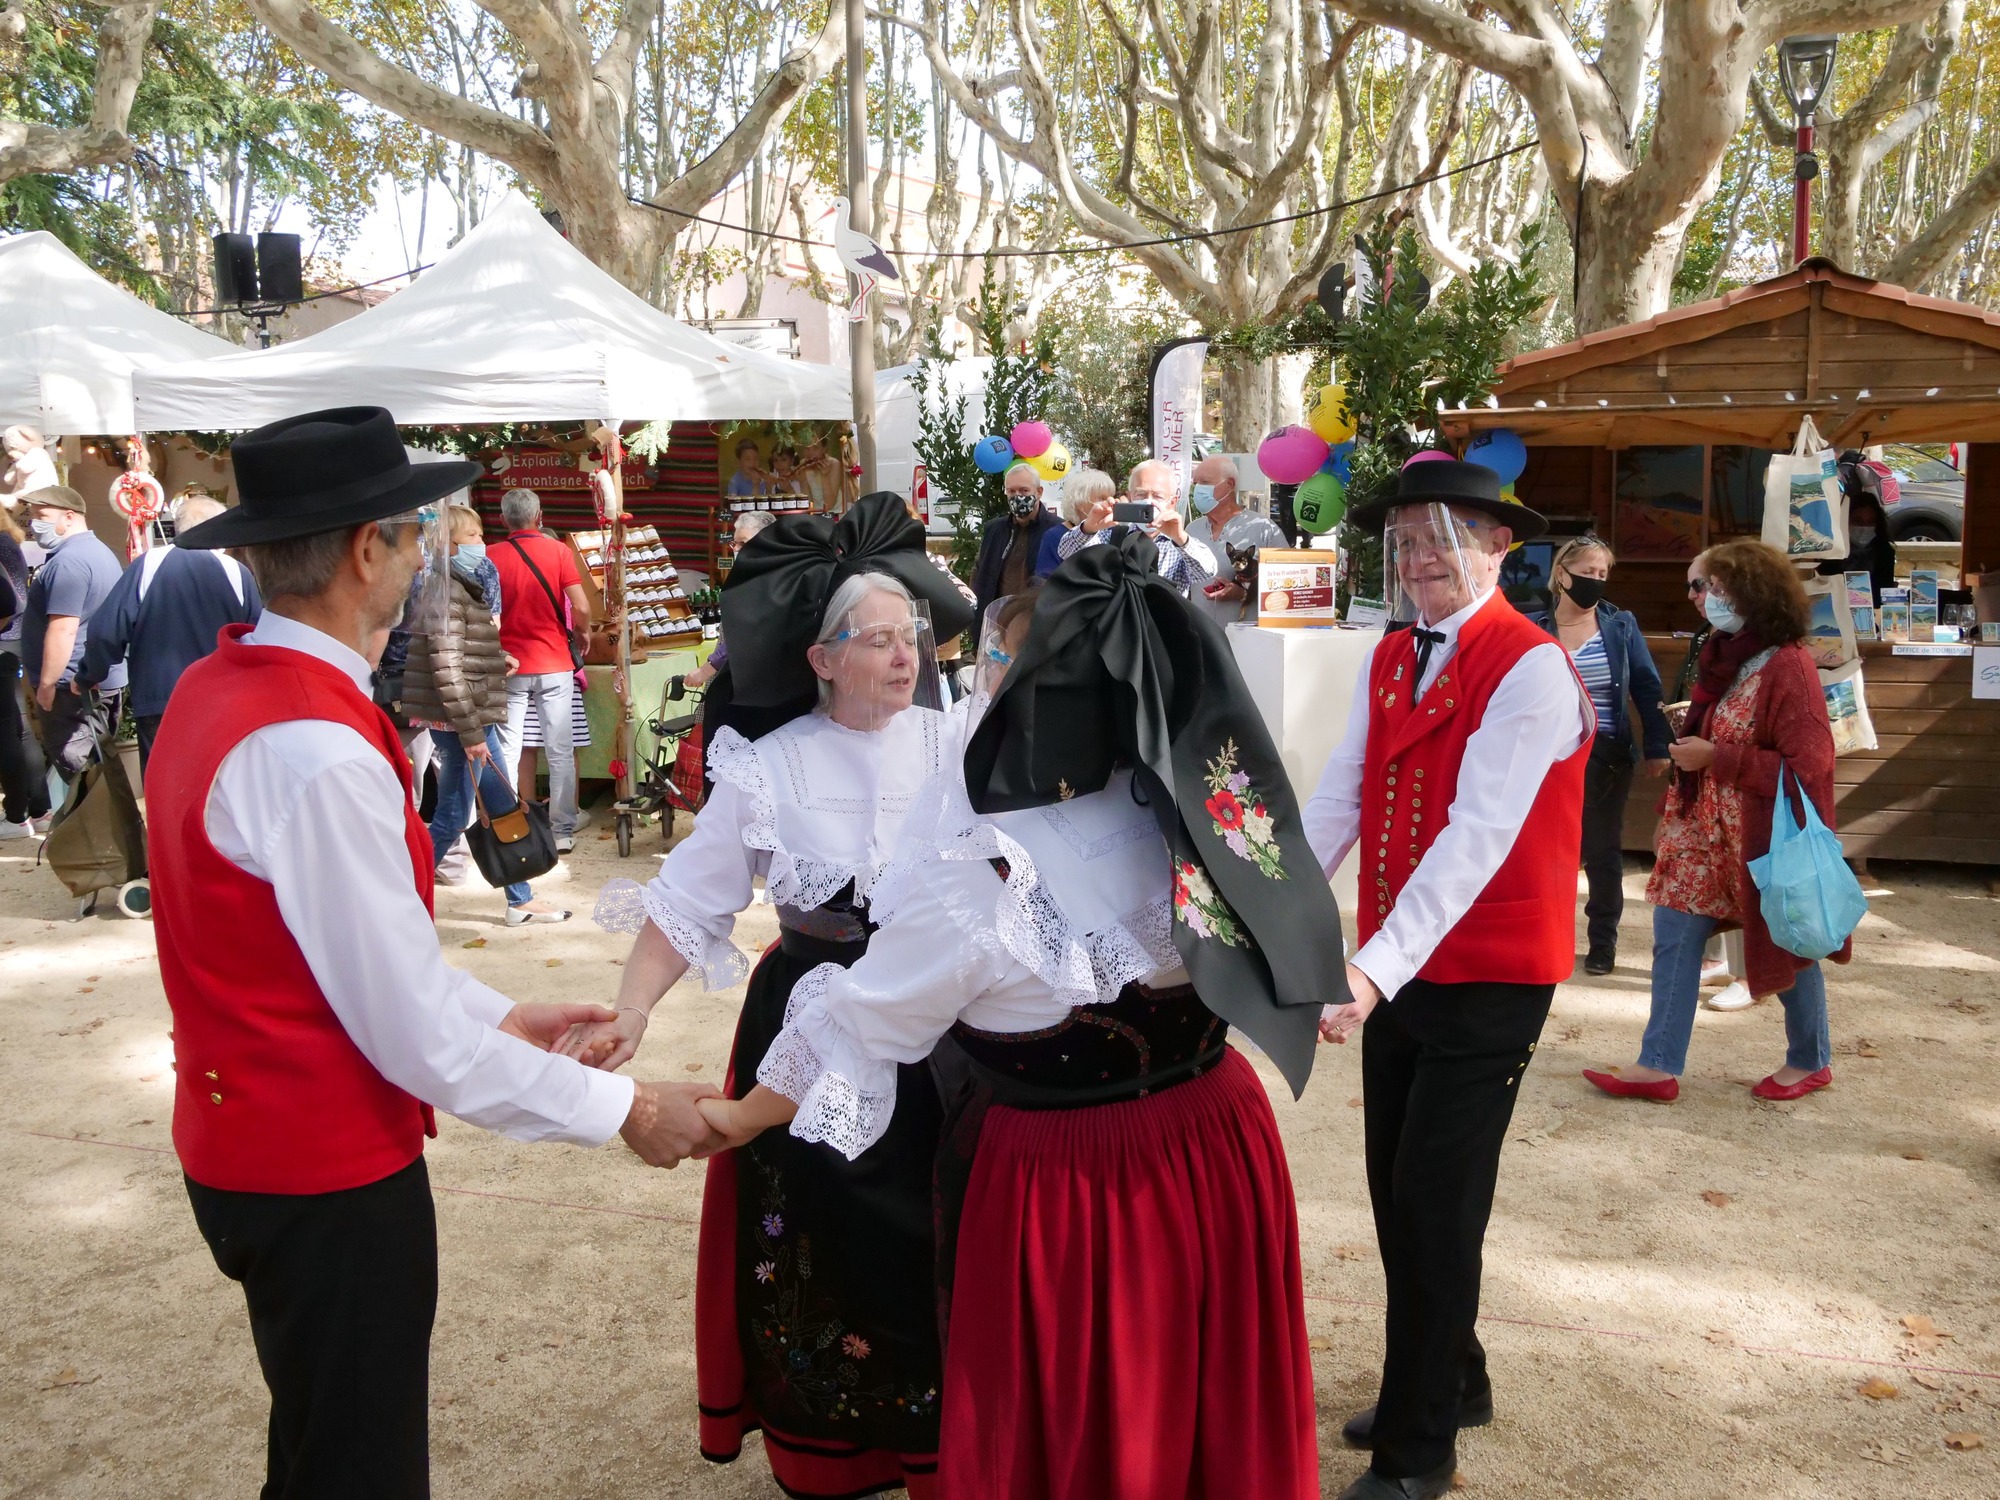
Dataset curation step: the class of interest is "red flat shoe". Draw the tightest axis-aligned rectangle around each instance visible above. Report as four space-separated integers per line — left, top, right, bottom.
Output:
1751 1067 1832 1101
1582 1068 1679 1102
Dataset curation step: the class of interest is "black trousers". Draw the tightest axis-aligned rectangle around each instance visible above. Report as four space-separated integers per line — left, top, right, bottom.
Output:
1362 978 1554 1479
136 712 164 774
0 652 48 822
185 1157 437 1500
1581 737 1636 957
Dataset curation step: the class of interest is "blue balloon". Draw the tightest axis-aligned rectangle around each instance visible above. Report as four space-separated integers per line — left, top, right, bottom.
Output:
1321 440 1354 485
973 435 1015 474
1465 428 1527 485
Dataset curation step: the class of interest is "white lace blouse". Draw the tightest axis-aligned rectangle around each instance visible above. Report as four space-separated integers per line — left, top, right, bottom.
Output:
594 705 951 987
756 770 1185 1160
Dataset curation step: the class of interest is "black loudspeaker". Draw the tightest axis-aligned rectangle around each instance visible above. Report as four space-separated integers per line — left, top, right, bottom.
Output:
1317 262 1347 324
256 232 304 304
213 233 257 303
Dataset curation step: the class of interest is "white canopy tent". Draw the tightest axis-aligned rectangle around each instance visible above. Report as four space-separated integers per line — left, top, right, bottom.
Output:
0 232 235 434
133 193 850 430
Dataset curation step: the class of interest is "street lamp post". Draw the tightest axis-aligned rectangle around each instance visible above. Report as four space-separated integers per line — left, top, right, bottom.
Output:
1777 34 1838 265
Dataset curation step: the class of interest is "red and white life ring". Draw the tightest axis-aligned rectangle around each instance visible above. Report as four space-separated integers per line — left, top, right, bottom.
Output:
109 470 166 560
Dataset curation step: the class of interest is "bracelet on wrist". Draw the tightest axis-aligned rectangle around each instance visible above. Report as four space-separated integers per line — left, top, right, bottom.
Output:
617 1006 650 1024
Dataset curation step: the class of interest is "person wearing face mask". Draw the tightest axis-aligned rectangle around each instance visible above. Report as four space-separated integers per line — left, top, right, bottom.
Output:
19 484 126 779
1815 488 1898 603
1060 458 1217 596
1526 536 1671 975
971 460 1062 626
1585 539 1846 1106
146 407 721 1499
1186 454 1287 626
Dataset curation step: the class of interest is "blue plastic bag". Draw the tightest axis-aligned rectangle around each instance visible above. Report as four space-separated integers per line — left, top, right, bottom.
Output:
1746 764 1866 960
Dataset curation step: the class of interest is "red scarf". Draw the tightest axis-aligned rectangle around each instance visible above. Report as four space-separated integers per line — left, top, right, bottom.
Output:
1675 626 1765 807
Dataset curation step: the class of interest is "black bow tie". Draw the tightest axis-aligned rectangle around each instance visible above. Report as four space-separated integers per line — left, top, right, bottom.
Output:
1411 627 1447 682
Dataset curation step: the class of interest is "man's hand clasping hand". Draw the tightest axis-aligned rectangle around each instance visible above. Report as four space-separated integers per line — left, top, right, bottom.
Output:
554 1006 648 1071
620 1080 729 1168
1319 964 1383 1044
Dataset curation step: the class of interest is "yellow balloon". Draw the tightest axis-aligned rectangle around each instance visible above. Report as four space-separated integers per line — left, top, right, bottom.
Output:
1027 441 1071 481
1306 382 1357 444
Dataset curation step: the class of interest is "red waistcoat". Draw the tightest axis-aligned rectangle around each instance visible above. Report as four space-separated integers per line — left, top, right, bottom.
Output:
1357 593 1588 987
148 624 436 1194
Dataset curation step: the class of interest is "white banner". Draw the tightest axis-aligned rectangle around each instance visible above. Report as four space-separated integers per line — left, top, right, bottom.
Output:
1148 336 1209 501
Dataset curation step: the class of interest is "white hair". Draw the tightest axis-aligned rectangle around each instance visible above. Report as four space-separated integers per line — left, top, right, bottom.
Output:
813 570 916 712
735 509 778 544
1194 454 1239 485
500 487 542 530
1128 458 1178 496
1063 468 1116 525
175 496 226 528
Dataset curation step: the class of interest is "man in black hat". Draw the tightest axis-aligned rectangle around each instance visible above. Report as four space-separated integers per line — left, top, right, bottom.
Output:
145 407 725 1497
1305 460 1591 1500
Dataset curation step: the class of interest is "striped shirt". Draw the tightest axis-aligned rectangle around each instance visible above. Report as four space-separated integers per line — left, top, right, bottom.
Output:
1570 633 1617 736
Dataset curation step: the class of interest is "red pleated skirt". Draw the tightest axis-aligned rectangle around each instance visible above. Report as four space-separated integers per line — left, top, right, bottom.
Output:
938 1045 1317 1500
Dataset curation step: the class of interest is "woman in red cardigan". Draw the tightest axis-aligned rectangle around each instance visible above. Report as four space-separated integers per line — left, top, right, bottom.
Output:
1585 540 1848 1104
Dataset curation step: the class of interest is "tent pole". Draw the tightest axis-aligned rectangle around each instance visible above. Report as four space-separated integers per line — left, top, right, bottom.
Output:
595 421 632 816
845 0 877 492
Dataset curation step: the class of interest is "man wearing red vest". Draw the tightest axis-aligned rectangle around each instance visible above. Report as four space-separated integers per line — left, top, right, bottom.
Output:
1305 460 1590 1500
152 407 721 1499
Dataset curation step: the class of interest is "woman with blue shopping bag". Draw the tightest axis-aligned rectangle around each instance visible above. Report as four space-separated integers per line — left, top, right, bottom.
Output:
1585 540 1859 1104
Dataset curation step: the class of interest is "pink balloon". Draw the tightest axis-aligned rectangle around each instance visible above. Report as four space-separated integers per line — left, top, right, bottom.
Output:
1010 421 1053 459
1257 425 1331 485
1402 449 1453 469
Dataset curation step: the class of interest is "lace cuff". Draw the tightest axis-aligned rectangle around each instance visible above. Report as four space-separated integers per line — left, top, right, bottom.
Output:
592 878 751 990
756 963 899 1161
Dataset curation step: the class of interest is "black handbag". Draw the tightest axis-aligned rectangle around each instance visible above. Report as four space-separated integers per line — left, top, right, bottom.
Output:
463 777 559 888
506 537 587 672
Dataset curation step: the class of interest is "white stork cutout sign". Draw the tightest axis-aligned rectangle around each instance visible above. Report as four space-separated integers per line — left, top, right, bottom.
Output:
831 196 898 324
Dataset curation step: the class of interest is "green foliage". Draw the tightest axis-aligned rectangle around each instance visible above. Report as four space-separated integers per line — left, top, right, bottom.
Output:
910 346 982 580
1042 278 1188 482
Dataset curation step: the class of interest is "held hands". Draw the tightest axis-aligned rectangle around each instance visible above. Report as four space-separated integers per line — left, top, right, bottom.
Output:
1642 756 1672 779
500 1003 618 1051
1667 736 1715 772
555 1006 648 1070
696 1096 764 1152
620 1079 728 1168
1319 964 1383 1044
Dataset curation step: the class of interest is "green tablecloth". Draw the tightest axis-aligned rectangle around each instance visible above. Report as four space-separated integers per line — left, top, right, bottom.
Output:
577 645 709 782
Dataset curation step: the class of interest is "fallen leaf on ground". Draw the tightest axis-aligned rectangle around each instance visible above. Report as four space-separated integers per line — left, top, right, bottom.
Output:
56 1017 105 1036
1861 1440 1909 1465
494 1352 508 1362
1704 1329 1734 1346
1599 1208 1622 1220
1308 1336 1332 1351
462 938 487 949
1902 1151 1927 1161
1912 1372 1947 1391
1559 1024 1584 1042
1859 1377 1901 1400
1946 997 1987 1014
684 1062 704 1073
1855 1039 1882 1058
1450 1474 1468 1491
545 958 562 967
1902 1315 1953 1342
1702 1190 1732 1208
545 1333 567 1349
1347 1096 1364 1108
1945 1432 1985 1451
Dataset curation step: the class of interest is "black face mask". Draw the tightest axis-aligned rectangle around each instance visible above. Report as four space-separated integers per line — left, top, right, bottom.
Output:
1008 492 1040 520
1561 574 1608 609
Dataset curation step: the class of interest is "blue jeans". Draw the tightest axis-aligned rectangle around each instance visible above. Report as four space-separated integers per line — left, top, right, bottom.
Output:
429 727 532 906
1639 905 1831 1076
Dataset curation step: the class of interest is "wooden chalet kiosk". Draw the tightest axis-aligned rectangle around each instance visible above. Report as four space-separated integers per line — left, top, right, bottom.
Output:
1444 260 2000 867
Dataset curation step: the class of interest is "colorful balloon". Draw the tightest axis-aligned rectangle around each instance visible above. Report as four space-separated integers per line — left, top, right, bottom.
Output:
973 435 1015 474
1402 449 1452 469
1305 382 1358 444
1294 472 1345 535
1464 427 1527 484
1256 425 1331 485
1026 440 1071 481
1322 440 1354 485
1009 420 1054 459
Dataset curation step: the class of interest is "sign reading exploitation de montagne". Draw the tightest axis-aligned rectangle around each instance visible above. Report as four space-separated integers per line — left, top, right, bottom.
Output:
489 448 655 491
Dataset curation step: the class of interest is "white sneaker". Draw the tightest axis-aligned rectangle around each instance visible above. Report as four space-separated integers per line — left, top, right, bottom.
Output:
0 818 35 840
1705 981 1755 1012
571 809 593 833
555 835 575 855
506 904 572 927
1699 961 1733 987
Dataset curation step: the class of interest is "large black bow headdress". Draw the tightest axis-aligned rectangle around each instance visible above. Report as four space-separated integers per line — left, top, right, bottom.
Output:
720 491 976 708
964 529 1350 1095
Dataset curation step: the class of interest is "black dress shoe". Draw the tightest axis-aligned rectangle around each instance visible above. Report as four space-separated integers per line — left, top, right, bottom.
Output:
1342 1389 1493 1448
1334 1458 1458 1500
1583 948 1617 975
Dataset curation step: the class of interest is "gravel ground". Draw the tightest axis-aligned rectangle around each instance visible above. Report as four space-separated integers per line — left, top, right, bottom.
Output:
2 819 1996 1499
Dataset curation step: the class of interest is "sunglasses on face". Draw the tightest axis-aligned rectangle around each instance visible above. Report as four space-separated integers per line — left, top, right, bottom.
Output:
1686 577 1709 597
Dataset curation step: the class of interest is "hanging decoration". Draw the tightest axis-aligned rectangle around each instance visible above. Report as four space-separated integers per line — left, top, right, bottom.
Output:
108 437 165 561
1294 472 1345 534
1256 425 1331 485
1464 427 1527 485
1009 420 1054 459
1025 441 1072 482
973 435 1016 473
1305 382 1358 444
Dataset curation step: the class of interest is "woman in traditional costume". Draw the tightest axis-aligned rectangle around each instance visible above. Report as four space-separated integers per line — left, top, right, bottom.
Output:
581 494 974 1499
698 531 1351 1500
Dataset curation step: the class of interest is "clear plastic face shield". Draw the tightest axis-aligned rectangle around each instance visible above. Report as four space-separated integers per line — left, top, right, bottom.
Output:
963 592 1038 731
1382 502 1504 624
401 498 455 637
808 580 941 728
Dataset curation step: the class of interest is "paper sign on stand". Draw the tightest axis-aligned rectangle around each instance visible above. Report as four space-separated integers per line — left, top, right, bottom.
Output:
1975 647 2000 700
1257 549 1339 628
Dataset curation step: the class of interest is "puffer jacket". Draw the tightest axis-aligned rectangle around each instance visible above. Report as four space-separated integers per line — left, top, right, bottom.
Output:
403 574 509 745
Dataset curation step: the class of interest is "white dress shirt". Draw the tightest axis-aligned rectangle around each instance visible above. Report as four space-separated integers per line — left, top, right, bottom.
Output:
1303 589 1590 1001
205 611 634 1145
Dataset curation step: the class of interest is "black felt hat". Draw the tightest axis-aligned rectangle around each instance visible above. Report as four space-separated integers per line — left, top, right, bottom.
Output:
964 528 1350 1096
175 406 481 551
719 491 977 709
1346 457 1549 541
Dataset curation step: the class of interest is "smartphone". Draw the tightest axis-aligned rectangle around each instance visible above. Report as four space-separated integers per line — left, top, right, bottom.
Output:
1112 501 1152 524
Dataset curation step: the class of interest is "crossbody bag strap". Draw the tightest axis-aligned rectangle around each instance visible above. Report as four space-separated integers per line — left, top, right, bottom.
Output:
506 536 568 634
